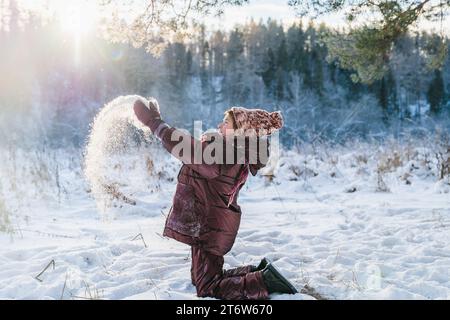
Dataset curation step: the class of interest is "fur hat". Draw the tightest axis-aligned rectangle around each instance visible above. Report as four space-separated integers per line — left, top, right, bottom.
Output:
230 107 283 136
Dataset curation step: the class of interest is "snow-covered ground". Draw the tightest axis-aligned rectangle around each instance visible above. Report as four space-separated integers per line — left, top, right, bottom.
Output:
1 140 450 300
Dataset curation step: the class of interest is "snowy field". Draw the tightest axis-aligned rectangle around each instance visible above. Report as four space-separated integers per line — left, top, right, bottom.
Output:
1 139 450 300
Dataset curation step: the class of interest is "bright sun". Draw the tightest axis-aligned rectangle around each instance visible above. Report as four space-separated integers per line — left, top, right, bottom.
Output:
59 2 98 37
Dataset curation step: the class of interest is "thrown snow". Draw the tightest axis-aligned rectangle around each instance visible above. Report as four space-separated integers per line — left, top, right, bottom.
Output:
84 95 176 219
1 137 450 300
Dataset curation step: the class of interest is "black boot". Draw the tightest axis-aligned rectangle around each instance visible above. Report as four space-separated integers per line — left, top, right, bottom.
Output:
262 263 298 294
251 257 271 272
256 257 270 271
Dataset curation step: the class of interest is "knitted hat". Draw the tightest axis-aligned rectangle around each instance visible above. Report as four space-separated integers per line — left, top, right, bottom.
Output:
229 107 284 136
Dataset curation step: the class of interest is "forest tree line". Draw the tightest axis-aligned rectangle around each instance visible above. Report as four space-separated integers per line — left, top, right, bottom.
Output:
0 0 449 148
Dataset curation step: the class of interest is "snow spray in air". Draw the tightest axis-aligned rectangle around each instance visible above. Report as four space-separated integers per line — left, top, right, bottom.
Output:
84 95 177 219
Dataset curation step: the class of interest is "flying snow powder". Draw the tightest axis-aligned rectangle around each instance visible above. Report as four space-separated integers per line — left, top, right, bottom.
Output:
84 95 177 218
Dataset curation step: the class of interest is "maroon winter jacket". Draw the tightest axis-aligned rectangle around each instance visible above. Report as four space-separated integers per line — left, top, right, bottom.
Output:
149 119 269 256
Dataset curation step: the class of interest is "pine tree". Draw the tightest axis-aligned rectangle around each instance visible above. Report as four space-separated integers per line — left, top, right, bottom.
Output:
427 69 445 115
286 22 306 72
378 76 389 122
224 28 250 105
277 39 289 72
260 47 277 97
186 49 193 75
311 48 324 95
200 41 210 90
275 39 289 100
211 30 225 76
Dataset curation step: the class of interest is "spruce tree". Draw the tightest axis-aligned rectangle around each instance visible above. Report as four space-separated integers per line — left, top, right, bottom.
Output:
427 69 445 115
261 47 277 97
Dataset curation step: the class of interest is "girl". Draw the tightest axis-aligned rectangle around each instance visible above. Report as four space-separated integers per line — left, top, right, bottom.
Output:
134 99 297 300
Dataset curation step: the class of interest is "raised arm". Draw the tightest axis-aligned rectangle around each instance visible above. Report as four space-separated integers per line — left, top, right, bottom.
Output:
133 99 220 179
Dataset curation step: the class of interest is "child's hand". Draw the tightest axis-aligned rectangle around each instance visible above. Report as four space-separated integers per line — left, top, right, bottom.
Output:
133 99 161 126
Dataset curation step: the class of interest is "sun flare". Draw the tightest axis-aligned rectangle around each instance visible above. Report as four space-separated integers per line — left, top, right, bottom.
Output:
58 2 98 38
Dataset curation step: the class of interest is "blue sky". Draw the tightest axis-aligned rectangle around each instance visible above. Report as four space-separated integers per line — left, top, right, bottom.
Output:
204 0 299 29
202 0 345 30
203 0 449 34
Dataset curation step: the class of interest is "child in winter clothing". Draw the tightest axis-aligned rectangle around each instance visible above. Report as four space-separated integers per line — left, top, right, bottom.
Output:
134 99 297 299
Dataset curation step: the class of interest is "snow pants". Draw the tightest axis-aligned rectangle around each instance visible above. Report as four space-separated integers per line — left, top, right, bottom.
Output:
190 244 269 300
